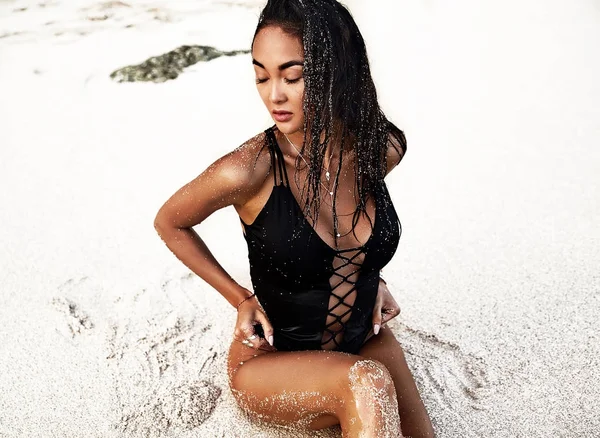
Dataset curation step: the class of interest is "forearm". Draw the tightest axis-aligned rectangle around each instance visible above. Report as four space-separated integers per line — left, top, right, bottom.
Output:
154 223 251 308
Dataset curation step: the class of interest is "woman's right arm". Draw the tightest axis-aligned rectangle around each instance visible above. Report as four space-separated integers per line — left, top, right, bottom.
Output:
153 133 270 309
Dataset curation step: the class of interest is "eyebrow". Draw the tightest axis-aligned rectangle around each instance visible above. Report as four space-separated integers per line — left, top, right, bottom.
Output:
252 59 304 71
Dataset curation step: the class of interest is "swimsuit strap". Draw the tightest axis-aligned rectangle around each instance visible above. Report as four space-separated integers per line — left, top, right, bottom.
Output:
266 127 290 187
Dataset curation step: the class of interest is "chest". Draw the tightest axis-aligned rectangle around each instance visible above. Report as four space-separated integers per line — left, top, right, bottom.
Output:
242 184 401 288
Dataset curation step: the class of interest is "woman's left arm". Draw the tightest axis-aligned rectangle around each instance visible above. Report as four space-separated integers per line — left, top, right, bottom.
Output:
372 121 407 333
372 275 401 335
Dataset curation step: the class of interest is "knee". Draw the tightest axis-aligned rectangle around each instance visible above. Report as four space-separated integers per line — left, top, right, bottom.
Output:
343 359 403 435
348 359 395 394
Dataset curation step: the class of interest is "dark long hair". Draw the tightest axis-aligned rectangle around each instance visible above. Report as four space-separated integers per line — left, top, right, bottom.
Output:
253 0 406 246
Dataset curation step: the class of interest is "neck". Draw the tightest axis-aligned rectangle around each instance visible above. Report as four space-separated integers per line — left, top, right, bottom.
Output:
283 130 305 153
281 130 342 163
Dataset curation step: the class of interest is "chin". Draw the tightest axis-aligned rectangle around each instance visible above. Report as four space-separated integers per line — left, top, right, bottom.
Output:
274 120 303 135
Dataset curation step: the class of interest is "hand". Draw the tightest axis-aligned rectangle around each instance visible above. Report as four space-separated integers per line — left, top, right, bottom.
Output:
234 293 277 352
372 278 401 335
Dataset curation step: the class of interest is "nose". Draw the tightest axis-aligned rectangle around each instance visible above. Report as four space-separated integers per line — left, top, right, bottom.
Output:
269 80 286 104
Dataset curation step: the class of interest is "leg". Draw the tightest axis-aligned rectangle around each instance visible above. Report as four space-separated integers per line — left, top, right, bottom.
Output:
358 325 436 438
227 338 404 437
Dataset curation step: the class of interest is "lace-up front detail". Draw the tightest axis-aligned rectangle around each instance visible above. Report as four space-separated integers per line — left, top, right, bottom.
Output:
321 247 366 349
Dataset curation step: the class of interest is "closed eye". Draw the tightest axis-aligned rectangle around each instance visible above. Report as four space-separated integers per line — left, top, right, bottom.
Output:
284 77 302 84
255 78 268 84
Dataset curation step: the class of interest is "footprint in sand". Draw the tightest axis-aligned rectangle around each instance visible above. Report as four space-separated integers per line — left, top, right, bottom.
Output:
106 273 219 436
51 277 94 338
117 380 221 436
107 314 210 379
394 321 493 411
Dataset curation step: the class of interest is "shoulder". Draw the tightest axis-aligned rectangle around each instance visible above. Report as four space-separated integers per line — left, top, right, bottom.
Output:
384 121 407 177
154 130 273 229
206 130 272 205
212 130 271 182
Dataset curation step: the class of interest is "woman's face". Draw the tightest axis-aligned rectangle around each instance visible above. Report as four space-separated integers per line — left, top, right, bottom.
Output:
252 26 305 136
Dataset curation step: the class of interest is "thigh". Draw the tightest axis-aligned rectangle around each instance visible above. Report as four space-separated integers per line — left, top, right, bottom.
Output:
227 338 359 431
358 325 436 438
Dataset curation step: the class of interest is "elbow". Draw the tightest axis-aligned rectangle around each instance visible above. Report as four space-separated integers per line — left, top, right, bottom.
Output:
154 207 200 233
154 212 188 235
153 219 165 240
154 215 174 243
153 210 169 233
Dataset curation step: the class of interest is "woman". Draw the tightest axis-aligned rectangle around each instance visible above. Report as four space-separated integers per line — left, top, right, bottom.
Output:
154 0 435 436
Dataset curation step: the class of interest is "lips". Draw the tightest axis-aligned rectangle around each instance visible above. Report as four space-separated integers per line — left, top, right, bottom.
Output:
272 110 293 122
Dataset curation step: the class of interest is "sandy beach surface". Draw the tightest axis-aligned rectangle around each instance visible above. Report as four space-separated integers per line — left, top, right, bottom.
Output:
1 0 599 436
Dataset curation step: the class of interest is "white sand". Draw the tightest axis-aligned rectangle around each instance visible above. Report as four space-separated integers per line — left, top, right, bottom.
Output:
1 0 599 436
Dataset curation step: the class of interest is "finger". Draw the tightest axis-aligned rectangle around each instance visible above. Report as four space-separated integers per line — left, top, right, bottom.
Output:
255 312 275 347
372 306 382 335
389 306 401 317
254 336 276 351
243 331 275 351
381 307 401 325
233 327 249 342
238 325 257 347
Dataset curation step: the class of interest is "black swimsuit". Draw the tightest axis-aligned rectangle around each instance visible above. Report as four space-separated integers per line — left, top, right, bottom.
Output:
241 127 402 355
